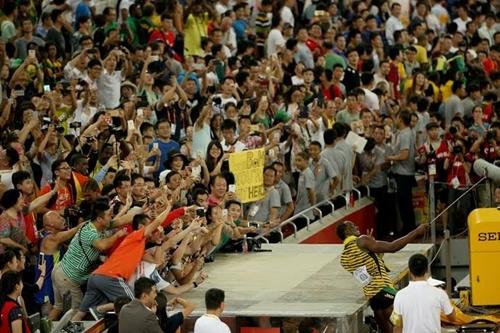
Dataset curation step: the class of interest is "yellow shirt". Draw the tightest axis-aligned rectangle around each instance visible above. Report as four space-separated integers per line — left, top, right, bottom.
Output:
184 13 209 57
414 44 428 65
440 81 453 102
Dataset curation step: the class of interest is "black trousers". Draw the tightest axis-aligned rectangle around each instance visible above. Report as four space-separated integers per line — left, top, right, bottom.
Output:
370 186 397 239
395 174 416 235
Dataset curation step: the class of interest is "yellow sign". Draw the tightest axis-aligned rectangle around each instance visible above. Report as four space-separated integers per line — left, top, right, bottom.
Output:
228 148 266 203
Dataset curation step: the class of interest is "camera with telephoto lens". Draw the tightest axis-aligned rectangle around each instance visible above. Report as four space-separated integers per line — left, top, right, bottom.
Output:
64 205 84 228
212 97 222 105
485 130 496 142
69 122 81 129
452 145 463 155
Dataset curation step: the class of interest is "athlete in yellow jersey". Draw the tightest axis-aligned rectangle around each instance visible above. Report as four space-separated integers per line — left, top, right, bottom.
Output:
337 221 428 333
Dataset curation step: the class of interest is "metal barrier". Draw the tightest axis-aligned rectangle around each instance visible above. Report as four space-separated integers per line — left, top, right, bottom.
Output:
249 185 370 243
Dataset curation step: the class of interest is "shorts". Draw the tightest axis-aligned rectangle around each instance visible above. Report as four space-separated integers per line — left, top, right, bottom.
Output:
52 265 83 311
369 287 396 311
79 274 134 312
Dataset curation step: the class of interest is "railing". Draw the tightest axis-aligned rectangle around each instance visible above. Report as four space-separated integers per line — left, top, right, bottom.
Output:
249 185 370 243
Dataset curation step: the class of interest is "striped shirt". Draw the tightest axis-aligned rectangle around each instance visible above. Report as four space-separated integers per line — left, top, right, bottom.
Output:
255 11 272 46
60 222 102 284
340 236 393 298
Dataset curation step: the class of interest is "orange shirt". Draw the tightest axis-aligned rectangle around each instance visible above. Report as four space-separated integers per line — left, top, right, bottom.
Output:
94 228 146 280
39 184 74 211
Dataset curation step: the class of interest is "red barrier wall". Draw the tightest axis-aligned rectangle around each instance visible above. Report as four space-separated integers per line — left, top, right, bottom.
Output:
300 203 376 244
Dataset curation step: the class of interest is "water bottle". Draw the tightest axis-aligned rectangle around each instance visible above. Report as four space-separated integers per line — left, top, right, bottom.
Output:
40 317 52 333
242 235 248 254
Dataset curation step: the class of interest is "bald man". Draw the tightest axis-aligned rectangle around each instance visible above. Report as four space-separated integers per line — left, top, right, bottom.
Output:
37 211 83 320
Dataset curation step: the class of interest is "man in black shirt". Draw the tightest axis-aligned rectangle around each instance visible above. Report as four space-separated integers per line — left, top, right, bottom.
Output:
343 48 361 93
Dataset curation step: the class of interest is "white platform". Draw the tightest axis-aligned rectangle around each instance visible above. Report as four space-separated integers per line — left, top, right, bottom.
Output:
184 243 433 321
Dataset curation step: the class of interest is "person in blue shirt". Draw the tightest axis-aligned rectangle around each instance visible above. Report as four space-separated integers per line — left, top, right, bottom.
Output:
149 119 180 175
232 3 249 43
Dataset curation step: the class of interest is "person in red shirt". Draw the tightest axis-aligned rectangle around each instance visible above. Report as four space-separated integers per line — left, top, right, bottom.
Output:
387 47 402 100
149 13 175 47
38 159 75 215
73 204 200 320
444 143 472 233
306 23 324 58
416 122 450 182
319 68 342 101
0 271 32 333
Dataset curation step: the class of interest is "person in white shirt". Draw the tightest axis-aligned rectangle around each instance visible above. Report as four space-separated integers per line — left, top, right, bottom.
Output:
97 50 131 109
194 288 231 333
280 0 295 28
221 119 246 152
385 3 404 45
266 17 286 57
215 0 231 16
392 254 455 333
478 13 500 46
453 5 472 34
361 72 380 113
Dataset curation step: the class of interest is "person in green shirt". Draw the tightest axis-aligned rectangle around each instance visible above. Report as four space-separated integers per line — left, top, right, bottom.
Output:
212 200 256 253
127 4 142 48
324 41 347 70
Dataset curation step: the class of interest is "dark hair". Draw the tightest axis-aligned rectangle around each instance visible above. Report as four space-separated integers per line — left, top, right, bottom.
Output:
165 170 180 184
70 153 88 168
333 122 347 138
408 253 428 277
272 161 284 169
4 147 19 168
205 141 224 172
361 72 374 86
336 222 349 240
134 277 156 298
452 81 464 94
398 110 412 126
235 71 250 86
114 296 131 314
50 9 63 23
323 128 338 145
193 188 209 202
132 213 149 231
225 200 241 209
51 159 69 177
221 119 237 132
88 59 102 69
131 173 144 186
0 271 22 315
388 46 400 60
0 189 21 210
0 250 17 271
91 199 111 220
155 118 171 129
12 171 31 189
3 1 17 16
205 288 225 310
155 292 170 331
310 141 322 149
83 178 100 192
140 122 155 135
113 174 131 189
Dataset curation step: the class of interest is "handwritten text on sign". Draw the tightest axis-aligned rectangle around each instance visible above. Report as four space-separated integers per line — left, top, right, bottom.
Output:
228 148 266 203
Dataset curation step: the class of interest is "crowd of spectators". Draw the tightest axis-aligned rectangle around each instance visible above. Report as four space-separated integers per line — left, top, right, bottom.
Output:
0 0 498 331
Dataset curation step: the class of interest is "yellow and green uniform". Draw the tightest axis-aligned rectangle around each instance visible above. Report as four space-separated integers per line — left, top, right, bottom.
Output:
340 235 394 298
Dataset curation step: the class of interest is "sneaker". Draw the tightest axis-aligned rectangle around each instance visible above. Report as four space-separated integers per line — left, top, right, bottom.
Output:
89 307 104 321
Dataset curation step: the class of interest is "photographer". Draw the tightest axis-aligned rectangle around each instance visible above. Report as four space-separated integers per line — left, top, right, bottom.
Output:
444 141 472 234
51 199 141 320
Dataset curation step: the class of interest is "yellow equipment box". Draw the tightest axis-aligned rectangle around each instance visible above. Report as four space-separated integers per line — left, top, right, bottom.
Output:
468 208 500 306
